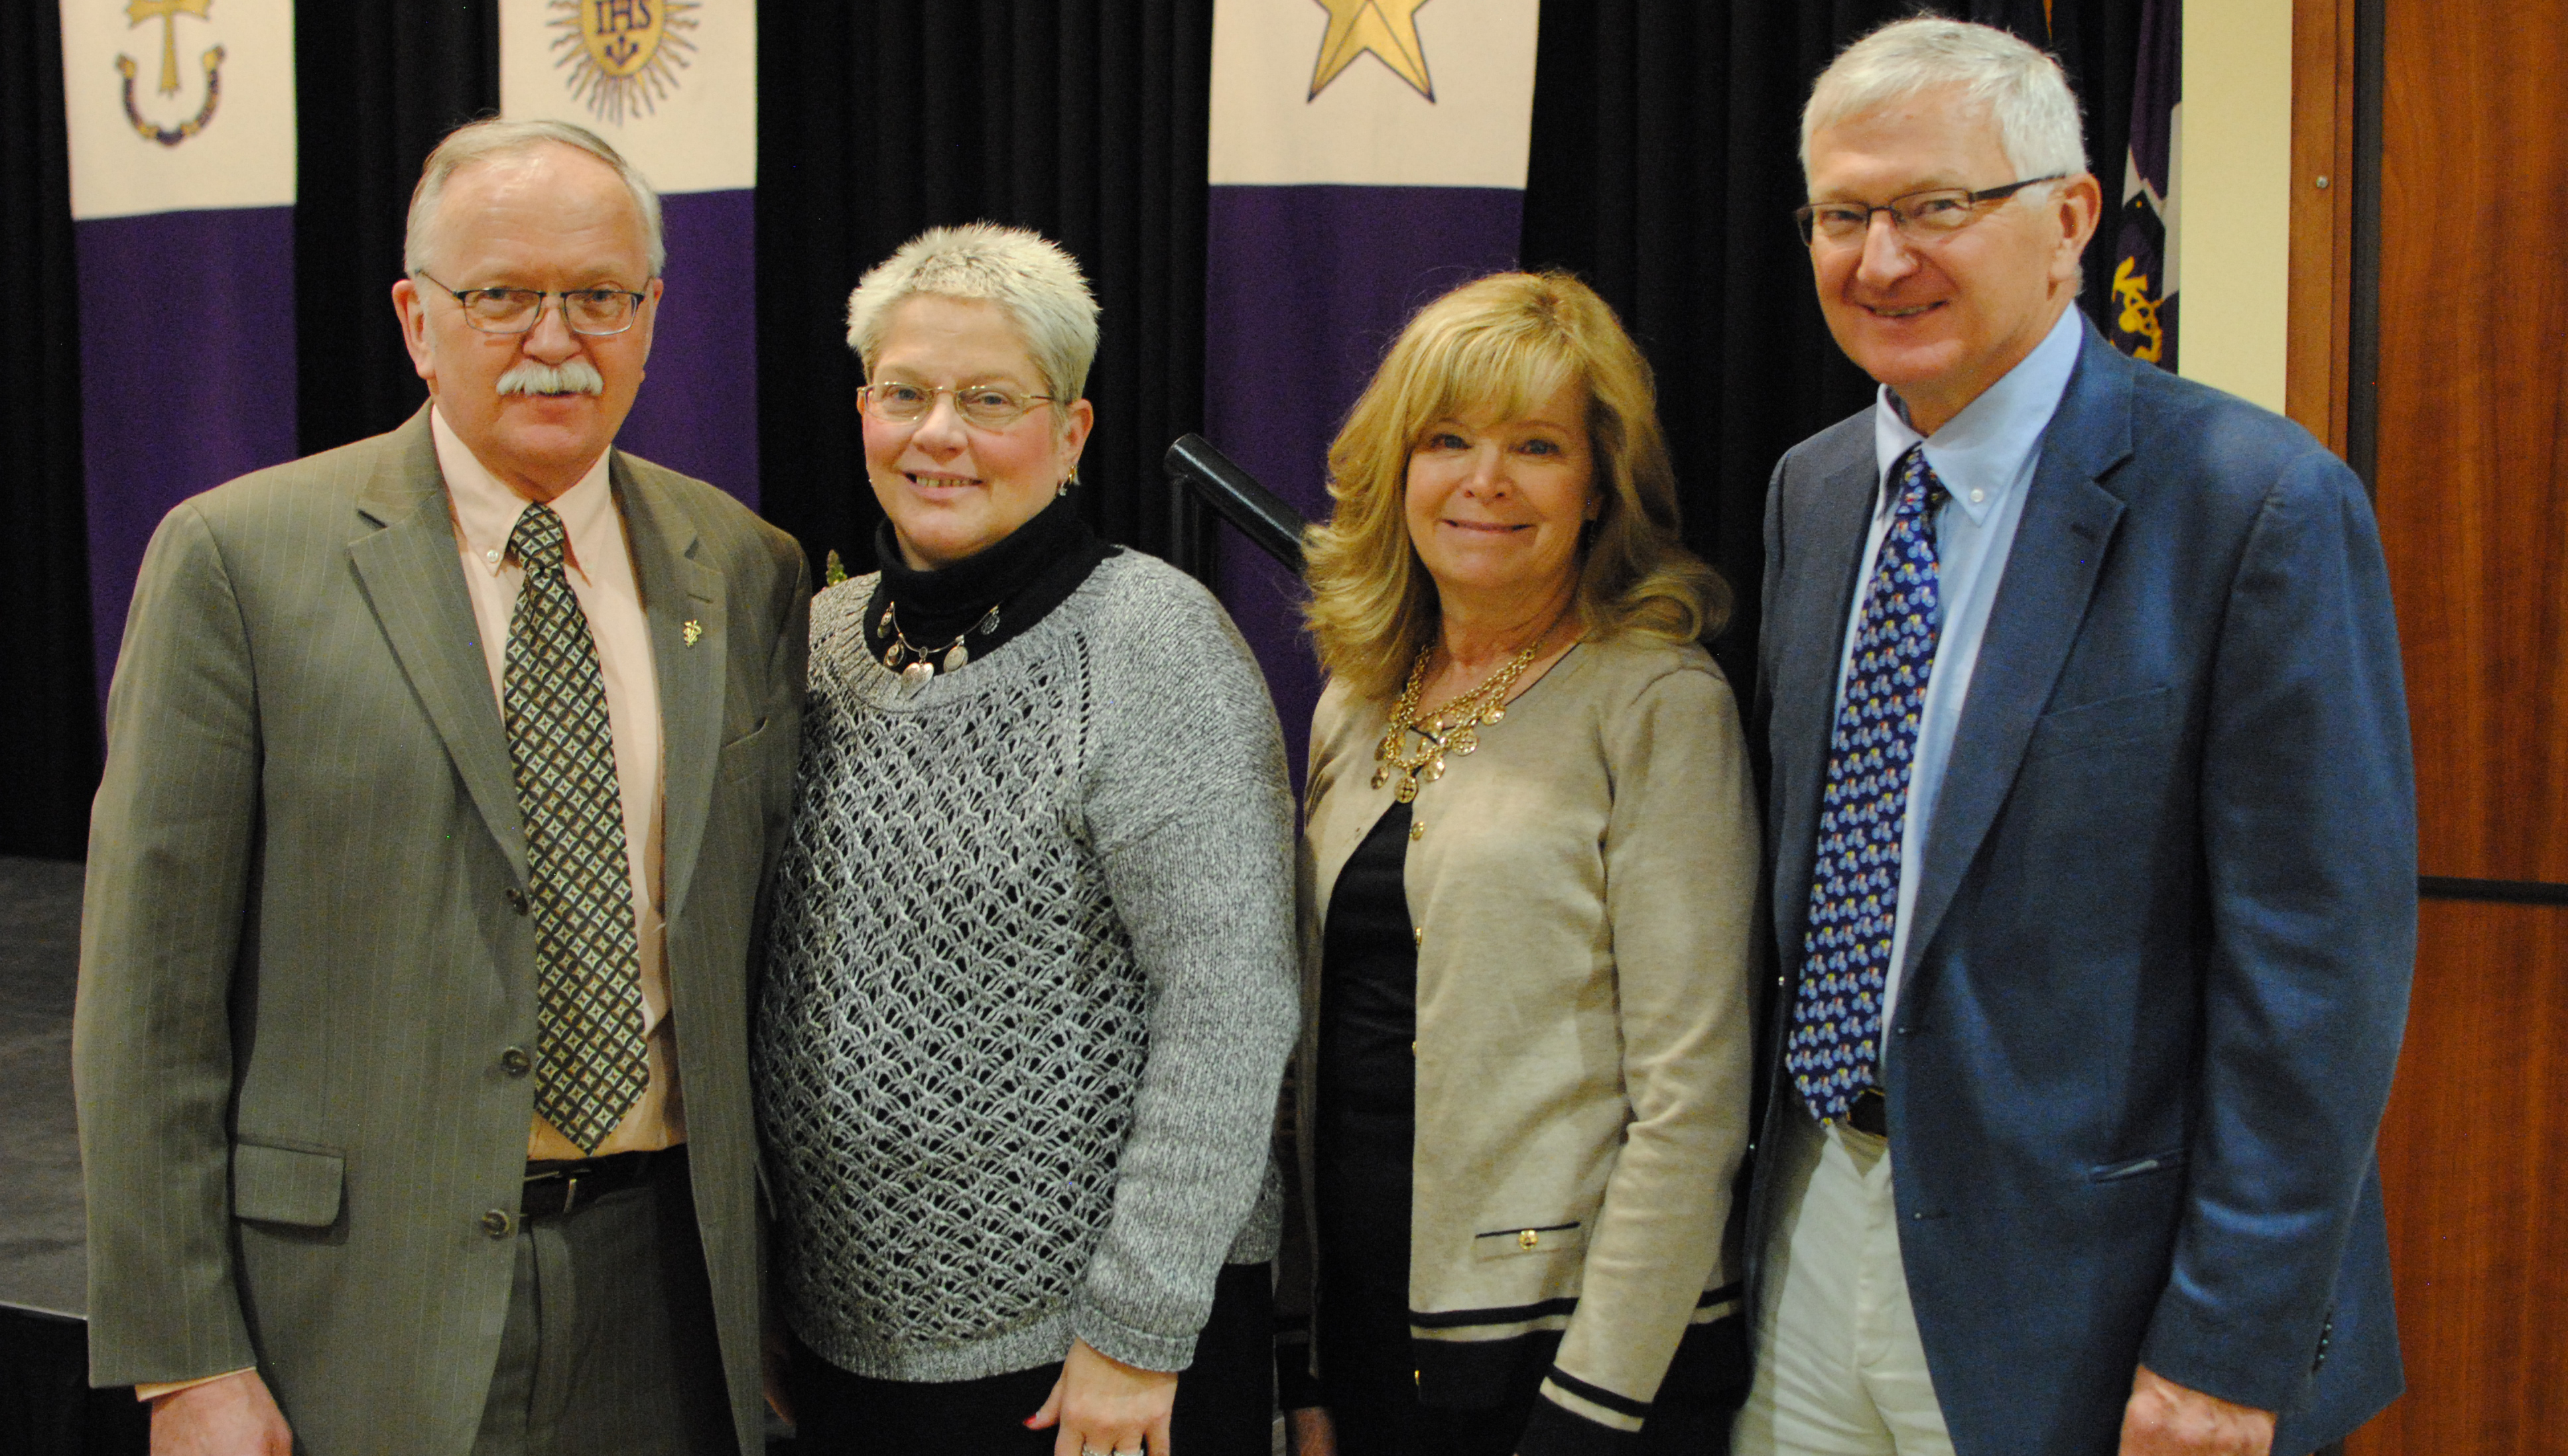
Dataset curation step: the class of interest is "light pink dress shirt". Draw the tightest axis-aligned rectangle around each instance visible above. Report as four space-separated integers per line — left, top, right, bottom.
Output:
431 406 682 1162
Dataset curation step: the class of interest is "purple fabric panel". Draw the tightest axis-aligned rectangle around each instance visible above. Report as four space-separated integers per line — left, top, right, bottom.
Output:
2128 0 2180 197
76 205 298 709
1202 183 1522 779
615 188 758 511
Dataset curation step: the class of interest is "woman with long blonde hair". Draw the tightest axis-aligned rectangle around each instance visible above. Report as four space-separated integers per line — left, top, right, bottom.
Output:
1281 271 1759 1456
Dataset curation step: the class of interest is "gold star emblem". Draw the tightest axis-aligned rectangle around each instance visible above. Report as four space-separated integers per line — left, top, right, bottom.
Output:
1309 0 1435 101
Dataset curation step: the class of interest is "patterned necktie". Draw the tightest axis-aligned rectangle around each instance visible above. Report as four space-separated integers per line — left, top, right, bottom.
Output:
503 503 648 1154
1787 446 1948 1126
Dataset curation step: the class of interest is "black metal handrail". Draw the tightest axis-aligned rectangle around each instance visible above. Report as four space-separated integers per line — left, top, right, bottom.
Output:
1163 434 1307 577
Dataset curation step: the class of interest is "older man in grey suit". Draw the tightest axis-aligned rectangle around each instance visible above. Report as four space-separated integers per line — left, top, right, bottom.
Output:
74 119 807 1456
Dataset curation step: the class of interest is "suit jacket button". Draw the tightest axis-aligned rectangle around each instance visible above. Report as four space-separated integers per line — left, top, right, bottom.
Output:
500 1047 532 1077
505 888 529 914
481 1209 513 1239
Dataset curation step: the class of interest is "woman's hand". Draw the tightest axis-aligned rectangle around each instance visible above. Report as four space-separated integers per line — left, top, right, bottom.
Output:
760 1326 795 1425
1028 1339 1179 1456
1284 1405 1339 1456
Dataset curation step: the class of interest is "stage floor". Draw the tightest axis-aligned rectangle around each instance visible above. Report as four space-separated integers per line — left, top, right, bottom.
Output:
0 856 86 1321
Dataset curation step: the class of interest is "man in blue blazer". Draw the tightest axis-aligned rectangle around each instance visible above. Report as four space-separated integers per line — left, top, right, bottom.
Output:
1734 19 2413 1456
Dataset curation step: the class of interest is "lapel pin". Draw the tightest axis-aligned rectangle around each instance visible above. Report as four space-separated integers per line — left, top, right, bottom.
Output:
682 619 703 647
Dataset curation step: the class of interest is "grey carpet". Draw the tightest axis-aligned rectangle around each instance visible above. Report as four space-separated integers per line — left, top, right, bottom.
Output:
0 856 87 1318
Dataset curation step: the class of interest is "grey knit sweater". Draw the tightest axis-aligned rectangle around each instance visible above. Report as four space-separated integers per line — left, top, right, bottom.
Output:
755 551 1300 1382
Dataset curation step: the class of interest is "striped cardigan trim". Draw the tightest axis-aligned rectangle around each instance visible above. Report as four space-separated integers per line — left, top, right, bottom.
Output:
1410 1281 1742 1334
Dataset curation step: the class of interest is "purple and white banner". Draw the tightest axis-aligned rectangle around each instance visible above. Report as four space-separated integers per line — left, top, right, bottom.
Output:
501 0 758 509
61 0 300 706
2106 0 2179 369
1204 0 1541 774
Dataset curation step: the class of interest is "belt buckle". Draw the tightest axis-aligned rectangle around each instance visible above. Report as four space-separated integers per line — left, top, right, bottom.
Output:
1847 1087 1888 1138
521 1162 586 1219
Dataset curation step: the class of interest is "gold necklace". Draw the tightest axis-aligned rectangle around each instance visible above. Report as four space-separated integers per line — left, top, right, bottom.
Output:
1371 611 1567 803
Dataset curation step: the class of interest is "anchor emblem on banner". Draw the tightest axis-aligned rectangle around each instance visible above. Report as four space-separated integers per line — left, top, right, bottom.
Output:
550 0 700 127
116 0 225 147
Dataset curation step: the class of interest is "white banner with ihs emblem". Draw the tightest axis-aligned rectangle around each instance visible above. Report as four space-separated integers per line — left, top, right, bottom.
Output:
499 0 755 194
59 0 301 707
498 0 760 506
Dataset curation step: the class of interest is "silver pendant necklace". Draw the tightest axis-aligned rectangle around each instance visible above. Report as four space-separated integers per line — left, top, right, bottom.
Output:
879 600 1001 692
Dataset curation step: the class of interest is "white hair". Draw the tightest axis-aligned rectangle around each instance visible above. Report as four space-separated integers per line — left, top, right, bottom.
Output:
1801 16 2088 185
404 119 665 277
844 223 1101 404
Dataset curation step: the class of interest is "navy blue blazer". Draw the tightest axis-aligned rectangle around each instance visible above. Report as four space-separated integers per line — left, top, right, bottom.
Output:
1747 319 2415 1455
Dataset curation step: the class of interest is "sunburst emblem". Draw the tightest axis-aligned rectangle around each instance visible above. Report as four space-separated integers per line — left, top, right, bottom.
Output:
548 0 699 127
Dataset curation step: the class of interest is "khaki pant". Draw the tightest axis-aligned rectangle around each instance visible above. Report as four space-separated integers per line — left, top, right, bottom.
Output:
1732 1105 1954 1456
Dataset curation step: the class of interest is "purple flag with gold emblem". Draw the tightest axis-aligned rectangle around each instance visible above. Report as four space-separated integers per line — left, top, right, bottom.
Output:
2108 0 2179 368
1203 0 1542 775
60 0 298 705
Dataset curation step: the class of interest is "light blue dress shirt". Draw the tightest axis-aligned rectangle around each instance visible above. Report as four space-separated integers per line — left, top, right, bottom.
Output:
1832 304 2085 1026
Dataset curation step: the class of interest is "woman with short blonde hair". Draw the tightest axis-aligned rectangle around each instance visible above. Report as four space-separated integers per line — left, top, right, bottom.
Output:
758 223 1298 1456
1283 271 1758 1456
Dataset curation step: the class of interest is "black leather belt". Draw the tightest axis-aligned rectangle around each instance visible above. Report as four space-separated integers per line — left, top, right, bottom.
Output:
1846 1087 1888 1137
521 1145 679 1219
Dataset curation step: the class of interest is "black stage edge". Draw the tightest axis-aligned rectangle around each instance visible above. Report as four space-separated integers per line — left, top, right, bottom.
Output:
0 1306 145 1455
0 855 146 1454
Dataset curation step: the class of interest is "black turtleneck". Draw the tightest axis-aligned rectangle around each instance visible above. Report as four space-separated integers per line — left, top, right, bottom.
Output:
860 491 1118 674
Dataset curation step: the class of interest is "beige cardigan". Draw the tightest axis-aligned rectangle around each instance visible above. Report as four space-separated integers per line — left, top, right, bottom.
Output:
1292 631 1760 1440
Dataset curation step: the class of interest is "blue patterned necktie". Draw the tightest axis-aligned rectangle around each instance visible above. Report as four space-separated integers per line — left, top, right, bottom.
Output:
503 504 649 1154
1787 446 1948 1126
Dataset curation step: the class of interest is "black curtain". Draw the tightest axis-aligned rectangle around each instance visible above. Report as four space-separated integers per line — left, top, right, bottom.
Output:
0 0 2146 852
1520 0 2142 690
755 1 1214 579
294 0 501 457
0 0 102 861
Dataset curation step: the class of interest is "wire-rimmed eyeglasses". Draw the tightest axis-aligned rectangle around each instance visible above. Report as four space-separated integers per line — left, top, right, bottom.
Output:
1793 174 2067 247
858 381 1057 432
415 274 651 336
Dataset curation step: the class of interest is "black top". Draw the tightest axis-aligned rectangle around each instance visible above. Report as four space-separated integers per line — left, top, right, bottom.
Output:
860 491 1116 673
1312 802 1432 1427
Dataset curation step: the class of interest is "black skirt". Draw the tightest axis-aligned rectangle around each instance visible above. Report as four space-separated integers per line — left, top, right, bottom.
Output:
788 1260 1275 1456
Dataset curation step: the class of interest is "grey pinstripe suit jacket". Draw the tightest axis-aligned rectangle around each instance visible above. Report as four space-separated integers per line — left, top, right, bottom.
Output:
74 408 809 1456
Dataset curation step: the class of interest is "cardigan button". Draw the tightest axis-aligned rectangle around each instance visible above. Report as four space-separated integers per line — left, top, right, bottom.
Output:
1409 821 1425 841
1411 927 1423 947
1518 1229 1538 1249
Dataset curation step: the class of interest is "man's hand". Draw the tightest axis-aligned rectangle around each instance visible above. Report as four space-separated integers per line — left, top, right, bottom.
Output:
1285 1405 1338 1456
2119 1365 2276 1456
1029 1338 1178 1456
151 1369 292 1456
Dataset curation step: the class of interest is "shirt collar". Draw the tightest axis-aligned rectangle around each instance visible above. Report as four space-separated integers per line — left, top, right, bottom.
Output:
430 404 615 579
1871 303 2086 524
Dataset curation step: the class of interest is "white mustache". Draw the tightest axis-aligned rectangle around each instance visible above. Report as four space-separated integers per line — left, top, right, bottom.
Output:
495 360 606 397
